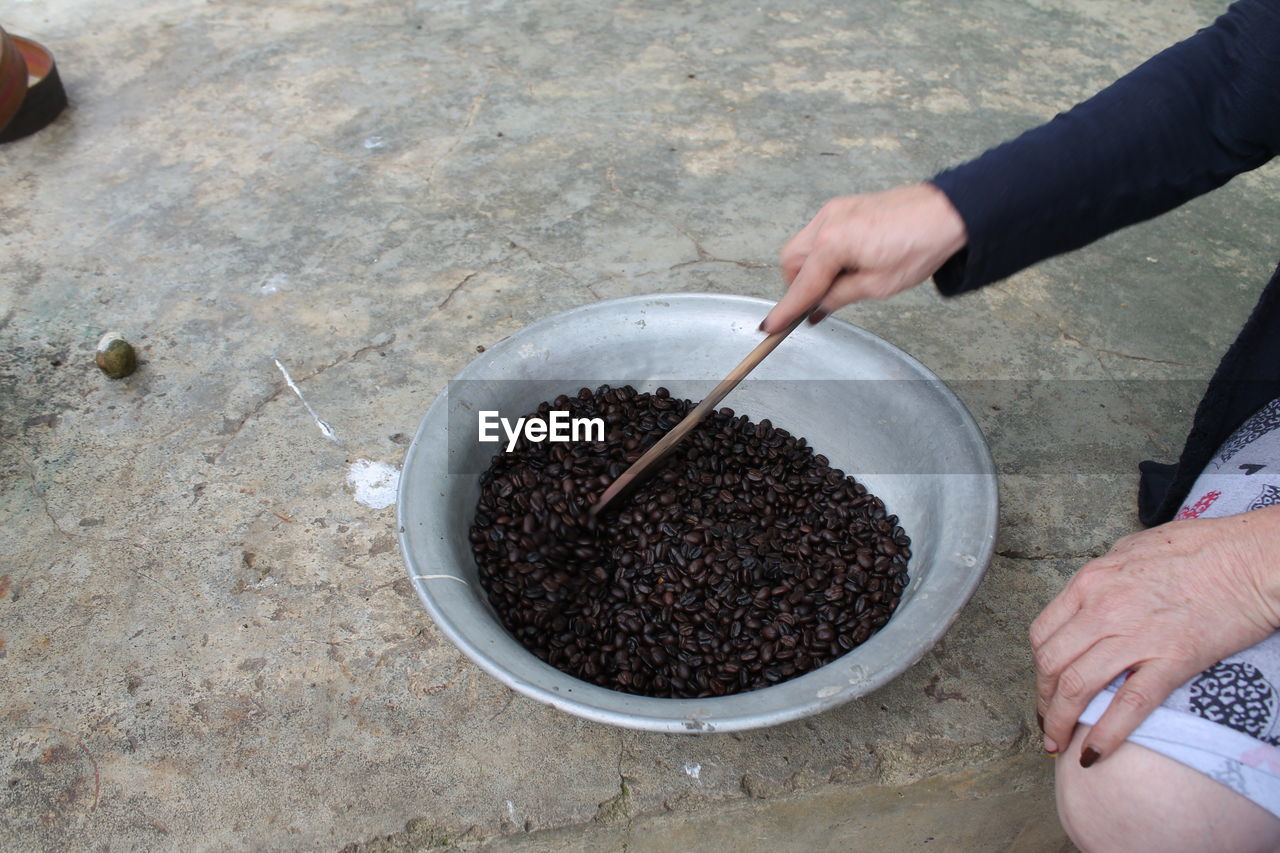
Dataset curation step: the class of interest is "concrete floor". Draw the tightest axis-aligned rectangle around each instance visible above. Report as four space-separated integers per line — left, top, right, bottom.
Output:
2 0 1277 850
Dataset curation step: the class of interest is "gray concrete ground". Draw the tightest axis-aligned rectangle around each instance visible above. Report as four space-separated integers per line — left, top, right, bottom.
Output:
1 0 1277 849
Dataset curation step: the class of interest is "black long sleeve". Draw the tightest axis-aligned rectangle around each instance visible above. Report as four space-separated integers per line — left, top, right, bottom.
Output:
930 0 1280 294
924 0 1280 525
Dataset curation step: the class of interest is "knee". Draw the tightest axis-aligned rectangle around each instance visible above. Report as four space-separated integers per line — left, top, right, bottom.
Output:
1054 725 1280 853
1054 735 1116 852
1055 728 1184 852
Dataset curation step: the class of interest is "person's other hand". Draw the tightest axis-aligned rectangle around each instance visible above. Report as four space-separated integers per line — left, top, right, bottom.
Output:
1031 506 1280 767
760 183 967 333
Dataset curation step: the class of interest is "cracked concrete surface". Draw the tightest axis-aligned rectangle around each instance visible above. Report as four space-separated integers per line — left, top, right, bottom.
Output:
2 0 1278 850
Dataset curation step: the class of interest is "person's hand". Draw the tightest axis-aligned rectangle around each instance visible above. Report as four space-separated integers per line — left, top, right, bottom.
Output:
1031 506 1280 767
760 183 967 333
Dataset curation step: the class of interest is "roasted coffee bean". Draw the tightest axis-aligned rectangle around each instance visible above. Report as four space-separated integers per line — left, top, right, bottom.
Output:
469 384 910 699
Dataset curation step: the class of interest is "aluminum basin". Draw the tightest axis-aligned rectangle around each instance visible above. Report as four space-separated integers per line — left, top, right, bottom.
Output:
398 293 997 733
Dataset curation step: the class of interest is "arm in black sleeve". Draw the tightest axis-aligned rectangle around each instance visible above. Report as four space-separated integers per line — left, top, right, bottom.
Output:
930 0 1280 295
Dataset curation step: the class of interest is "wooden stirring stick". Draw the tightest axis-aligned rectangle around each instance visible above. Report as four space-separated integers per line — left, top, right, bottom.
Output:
589 310 812 518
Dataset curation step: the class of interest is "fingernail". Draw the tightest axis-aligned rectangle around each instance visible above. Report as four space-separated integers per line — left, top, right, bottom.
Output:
1046 750 1059 758
758 320 768 332
1080 747 1100 768
1036 711 1044 734
806 308 829 325
1043 736 1058 754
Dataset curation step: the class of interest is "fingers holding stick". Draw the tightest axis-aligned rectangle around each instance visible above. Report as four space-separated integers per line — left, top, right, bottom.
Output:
763 184 967 333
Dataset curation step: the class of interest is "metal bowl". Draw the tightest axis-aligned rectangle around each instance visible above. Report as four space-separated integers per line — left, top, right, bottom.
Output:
0 27 29 134
398 293 997 733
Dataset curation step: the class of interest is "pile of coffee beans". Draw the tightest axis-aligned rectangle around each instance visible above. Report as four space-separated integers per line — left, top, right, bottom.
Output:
469 385 911 699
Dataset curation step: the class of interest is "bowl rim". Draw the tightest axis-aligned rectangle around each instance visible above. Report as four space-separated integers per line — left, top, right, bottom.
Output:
397 292 999 732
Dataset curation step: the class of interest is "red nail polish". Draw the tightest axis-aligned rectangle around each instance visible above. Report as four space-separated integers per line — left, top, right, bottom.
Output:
1080 747 1100 768
758 320 767 332
807 308 829 325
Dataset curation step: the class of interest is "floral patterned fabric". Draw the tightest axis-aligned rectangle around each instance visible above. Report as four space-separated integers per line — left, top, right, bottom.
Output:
1080 397 1280 816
